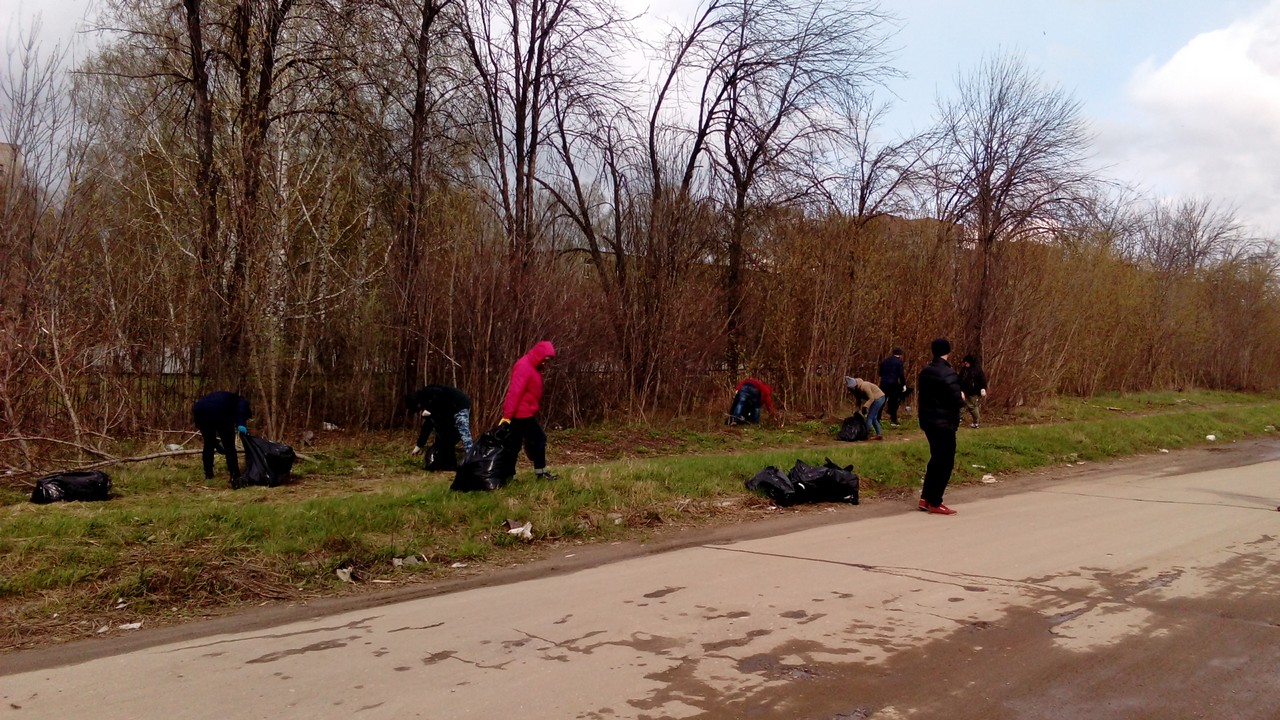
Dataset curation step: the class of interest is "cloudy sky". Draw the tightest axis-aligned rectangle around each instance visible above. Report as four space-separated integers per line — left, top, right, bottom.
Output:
3 0 1279 234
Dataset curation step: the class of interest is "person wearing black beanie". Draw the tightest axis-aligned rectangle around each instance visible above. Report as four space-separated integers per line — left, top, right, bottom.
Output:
916 337 965 515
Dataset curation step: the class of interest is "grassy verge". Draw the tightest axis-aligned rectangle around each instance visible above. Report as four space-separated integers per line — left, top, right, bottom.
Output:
2 391 1278 650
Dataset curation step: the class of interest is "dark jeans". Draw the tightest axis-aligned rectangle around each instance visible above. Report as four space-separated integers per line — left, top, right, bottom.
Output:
422 417 461 471
507 417 547 470
884 383 905 424
196 420 239 479
921 426 957 506
729 386 762 424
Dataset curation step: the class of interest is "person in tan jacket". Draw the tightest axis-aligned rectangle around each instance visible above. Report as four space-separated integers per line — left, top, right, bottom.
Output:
845 376 887 440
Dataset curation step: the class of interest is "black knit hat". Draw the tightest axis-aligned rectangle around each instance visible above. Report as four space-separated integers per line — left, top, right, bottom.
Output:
931 337 951 357
892 346 904 356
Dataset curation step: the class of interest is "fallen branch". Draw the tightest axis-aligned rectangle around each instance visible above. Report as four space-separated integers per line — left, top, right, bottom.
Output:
4 447 314 482
0 436 118 460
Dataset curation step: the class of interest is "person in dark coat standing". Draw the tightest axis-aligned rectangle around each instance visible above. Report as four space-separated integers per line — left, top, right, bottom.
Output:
192 391 252 484
878 347 907 427
917 338 965 515
407 384 474 471
958 354 989 429
500 341 559 479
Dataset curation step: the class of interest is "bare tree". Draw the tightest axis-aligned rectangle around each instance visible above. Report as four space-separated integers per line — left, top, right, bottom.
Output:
929 54 1096 360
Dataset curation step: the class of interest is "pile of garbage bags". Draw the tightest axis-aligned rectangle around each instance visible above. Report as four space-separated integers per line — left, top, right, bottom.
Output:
746 458 859 506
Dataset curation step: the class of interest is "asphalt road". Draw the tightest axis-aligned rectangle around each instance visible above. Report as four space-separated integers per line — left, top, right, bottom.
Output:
5 441 1280 719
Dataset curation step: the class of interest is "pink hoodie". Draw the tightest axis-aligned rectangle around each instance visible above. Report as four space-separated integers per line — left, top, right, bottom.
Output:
502 341 556 419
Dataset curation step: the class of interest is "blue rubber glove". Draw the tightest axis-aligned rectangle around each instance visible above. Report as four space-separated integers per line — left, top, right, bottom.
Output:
237 425 248 434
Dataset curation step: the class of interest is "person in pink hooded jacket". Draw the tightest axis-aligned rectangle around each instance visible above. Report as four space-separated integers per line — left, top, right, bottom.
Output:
499 340 559 479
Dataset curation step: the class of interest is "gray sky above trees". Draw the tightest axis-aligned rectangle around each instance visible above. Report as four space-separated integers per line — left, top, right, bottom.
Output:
5 0 1279 233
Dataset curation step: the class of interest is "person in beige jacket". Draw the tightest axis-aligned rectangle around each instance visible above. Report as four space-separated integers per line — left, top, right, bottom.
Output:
845 376 887 440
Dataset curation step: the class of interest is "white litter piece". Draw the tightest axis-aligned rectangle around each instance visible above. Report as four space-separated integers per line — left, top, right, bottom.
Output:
165 443 183 452
1159 448 1170 453
97 625 110 634
971 464 986 469
119 622 143 631
1206 434 1217 441
322 422 341 431
981 474 997 484
505 521 533 540
335 567 354 583
450 562 468 569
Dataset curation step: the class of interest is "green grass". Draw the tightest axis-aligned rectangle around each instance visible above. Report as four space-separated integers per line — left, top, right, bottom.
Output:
2 390 1279 649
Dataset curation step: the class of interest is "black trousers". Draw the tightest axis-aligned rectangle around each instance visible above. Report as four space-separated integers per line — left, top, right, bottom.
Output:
884 383 905 424
507 417 547 470
921 426 956 506
196 420 239 479
418 417 462 470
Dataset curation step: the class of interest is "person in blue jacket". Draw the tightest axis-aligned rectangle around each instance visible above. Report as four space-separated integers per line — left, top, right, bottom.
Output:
878 347 907 427
192 391 252 483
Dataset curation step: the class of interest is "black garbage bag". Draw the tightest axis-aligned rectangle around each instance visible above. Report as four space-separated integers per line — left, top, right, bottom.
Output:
836 414 869 442
787 458 859 505
746 458 859 506
30 470 113 504
237 432 297 488
744 466 797 506
451 427 517 492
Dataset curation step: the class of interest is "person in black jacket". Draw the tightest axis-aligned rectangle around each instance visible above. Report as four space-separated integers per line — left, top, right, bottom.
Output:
878 347 907 427
192 391 252 484
959 354 989 429
407 384 473 471
917 338 965 515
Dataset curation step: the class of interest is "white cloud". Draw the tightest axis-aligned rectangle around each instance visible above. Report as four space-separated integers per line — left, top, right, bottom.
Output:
1102 0 1280 235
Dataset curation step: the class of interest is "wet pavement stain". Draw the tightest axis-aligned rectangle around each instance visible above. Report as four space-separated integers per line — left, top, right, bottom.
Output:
704 610 751 620
622 547 1280 719
701 629 772 652
178 616 380 652
388 622 444 633
246 637 358 664
644 587 685 599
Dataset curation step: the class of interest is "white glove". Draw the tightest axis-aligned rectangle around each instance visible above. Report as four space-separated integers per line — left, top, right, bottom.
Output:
410 446 422 455
981 389 987 397
421 409 431 417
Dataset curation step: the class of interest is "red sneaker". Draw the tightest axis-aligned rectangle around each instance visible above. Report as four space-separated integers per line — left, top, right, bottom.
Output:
917 498 929 512
927 503 957 515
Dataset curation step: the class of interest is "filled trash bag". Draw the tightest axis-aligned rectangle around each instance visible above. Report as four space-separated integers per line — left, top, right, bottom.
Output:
236 432 297 488
745 458 859 506
451 427 518 492
744 466 796 506
787 458 859 505
836 414 869 442
30 470 113 504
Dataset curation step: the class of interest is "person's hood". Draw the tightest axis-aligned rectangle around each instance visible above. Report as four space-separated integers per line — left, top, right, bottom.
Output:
844 376 858 391
526 341 557 367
